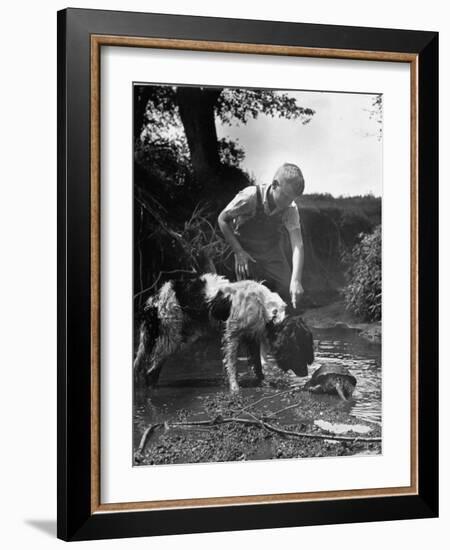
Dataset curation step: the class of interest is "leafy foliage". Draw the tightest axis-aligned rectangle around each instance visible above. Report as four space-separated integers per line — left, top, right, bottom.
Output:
343 226 381 321
216 88 315 125
217 138 246 167
365 94 383 141
135 85 315 143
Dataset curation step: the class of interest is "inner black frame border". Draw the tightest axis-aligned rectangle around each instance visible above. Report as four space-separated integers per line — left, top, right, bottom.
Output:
57 8 438 541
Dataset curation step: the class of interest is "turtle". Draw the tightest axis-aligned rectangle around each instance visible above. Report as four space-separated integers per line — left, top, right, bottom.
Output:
303 364 356 400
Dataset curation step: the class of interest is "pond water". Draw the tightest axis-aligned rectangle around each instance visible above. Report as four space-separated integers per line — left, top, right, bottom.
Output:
133 326 382 452
313 326 382 425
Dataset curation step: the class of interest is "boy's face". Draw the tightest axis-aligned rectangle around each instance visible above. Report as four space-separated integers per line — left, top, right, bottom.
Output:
272 177 302 209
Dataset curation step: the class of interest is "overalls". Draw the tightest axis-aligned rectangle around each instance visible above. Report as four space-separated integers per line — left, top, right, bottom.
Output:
236 186 292 306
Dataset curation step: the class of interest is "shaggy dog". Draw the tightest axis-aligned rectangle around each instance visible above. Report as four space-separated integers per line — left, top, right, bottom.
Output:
134 273 314 392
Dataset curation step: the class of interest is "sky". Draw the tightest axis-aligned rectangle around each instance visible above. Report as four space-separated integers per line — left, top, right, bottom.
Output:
216 90 382 197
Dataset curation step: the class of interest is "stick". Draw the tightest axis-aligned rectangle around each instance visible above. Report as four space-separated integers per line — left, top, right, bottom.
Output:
174 417 381 443
134 423 163 463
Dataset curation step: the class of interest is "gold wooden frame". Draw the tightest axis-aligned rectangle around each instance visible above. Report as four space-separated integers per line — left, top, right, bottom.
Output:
90 35 419 514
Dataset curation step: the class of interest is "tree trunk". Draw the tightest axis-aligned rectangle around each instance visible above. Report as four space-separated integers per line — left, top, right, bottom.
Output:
176 86 222 186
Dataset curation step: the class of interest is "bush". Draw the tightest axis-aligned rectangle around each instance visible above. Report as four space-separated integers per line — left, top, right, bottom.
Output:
343 226 381 322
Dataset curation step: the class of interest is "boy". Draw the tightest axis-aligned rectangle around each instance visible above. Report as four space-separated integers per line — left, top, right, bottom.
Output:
218 163 305 310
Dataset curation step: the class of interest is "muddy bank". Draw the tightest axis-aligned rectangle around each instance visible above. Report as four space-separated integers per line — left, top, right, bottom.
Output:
302 300 381 343
134 386 381 466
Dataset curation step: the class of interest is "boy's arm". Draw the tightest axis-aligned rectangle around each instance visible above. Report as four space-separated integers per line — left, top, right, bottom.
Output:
217 209 243 254
218 189 256 279
288 226 305 308
218 209 255 279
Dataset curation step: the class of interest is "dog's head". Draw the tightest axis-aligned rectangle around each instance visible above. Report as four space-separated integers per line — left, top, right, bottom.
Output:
268 315 314 377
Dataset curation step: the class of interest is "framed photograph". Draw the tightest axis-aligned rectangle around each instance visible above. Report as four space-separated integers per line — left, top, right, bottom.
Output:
57 8 438 541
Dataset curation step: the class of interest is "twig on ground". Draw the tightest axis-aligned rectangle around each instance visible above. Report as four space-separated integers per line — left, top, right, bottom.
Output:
172 417 381 443
134 423 163 463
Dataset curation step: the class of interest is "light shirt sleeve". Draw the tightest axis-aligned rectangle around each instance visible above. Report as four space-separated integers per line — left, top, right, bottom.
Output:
282 202 301 231
222 186 257 219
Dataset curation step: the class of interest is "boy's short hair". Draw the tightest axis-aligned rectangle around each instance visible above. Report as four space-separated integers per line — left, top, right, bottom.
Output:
274 163 305 196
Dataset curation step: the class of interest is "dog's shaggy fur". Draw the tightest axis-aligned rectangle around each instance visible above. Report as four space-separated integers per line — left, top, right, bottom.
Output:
134 273 314 392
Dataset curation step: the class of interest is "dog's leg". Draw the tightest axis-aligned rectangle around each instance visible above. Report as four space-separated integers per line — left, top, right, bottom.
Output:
133 324 151 386
145 350 168 388
134 305 161 386
134 334 167 388
260 335 271 368
222 328 240 393
145 358 166 387
144 330 182 388
246 338 264 382
133 340 145 380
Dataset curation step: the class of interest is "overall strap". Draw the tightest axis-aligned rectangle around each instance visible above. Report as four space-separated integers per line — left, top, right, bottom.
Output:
255 185 264 215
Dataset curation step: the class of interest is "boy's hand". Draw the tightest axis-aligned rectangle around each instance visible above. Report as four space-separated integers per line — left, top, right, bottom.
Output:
290 279 304 309
234 250 256 280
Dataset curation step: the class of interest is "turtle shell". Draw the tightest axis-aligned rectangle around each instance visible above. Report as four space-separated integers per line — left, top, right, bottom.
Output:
310 364 356 386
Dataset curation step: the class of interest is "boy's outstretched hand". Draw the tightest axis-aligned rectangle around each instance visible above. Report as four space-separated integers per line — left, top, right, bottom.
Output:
234 249 256 280
290 279 304 309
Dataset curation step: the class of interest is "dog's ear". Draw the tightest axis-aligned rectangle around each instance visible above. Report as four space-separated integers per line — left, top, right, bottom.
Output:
270 316 314 377
209 290 232 321
297 318 314 366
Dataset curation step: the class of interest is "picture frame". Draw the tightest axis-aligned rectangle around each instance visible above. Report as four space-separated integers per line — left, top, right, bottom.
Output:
57 7 438 541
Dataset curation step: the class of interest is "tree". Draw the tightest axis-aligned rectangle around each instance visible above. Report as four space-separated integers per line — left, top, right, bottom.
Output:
176 87 222 185
134 85 315 188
